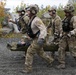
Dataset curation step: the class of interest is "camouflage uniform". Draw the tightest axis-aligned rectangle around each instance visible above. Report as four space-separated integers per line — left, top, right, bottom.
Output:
51 15 62 43
7 10 29 47
48 7 62 57
57 4 76 69
48 7 62 44
16 7 29 33
24 5 54 73
17 14 29 32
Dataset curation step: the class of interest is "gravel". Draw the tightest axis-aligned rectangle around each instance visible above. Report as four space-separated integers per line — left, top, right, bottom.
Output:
0 38 76 75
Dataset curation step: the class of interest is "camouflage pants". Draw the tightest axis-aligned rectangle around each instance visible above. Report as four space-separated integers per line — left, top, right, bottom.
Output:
58 35 76 64
25 38 54 71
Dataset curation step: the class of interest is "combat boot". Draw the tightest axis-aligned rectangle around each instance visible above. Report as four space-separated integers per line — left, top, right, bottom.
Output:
22 65 32 73
47 58 54 67
56 64 66 69
22 69 32 73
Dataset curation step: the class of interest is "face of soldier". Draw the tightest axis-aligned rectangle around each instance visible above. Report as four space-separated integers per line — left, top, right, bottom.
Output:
48 10 56 17
64 12 70 17
27 10 32 18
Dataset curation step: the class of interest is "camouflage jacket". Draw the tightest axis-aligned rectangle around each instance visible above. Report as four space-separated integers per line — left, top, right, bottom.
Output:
29 16 47 39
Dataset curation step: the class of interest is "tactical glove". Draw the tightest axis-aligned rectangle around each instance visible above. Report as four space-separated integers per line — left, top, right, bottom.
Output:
67 31 75 38
54 32 59 39
70 31 75 36
67 33 71 37
60 33 63 38
37 38 45 46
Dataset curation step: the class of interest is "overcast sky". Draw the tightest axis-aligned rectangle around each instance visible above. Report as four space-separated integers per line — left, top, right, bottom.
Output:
5 0 69 12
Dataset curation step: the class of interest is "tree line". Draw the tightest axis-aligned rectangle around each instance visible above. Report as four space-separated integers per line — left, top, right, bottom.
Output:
0 0 76 27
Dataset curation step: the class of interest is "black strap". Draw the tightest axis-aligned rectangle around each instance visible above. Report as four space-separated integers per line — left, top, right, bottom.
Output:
62 16 74 32
27 16 40 39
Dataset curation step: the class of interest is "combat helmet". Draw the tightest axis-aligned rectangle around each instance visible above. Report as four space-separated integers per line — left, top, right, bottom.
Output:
64 4 74 13
48 6 57 12
17 7 25 15
48 6 57 14
27 4 39 15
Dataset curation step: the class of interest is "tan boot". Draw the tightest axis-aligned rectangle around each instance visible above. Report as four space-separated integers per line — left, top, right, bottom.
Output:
22 68 32 73
47 59 54 67
56 64 65 69
22 69 32 73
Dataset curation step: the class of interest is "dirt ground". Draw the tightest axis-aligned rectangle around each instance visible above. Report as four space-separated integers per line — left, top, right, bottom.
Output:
0 38 76 75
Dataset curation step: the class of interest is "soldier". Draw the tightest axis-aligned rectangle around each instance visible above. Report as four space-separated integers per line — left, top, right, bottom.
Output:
48 6 62 57
8 7 29 33
56 4 76 69
7 8 29 49
22 4 54 73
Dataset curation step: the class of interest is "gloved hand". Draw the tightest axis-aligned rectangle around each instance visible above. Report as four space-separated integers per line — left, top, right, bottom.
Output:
37 38 45 46
67 33 71 37
54 33 59 36
60 33 63 38
70 31 75 36
54 32 59 39
67 31 75 38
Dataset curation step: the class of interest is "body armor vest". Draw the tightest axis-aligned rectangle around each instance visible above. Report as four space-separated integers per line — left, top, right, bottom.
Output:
27 16 40 39
17 16 27 31
16 16 24 31
62 16 74 32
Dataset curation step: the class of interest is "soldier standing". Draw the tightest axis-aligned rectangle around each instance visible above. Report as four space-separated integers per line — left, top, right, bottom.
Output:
48 6 62 57
17 7 29 33
23 4 54 73
8 7 29 33
56 4 76 69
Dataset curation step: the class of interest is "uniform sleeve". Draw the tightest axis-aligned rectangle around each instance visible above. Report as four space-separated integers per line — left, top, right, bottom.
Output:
72 16 76 34
35 18 47 39
54 18 62 34
47 19 52 29
23 15 29 24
